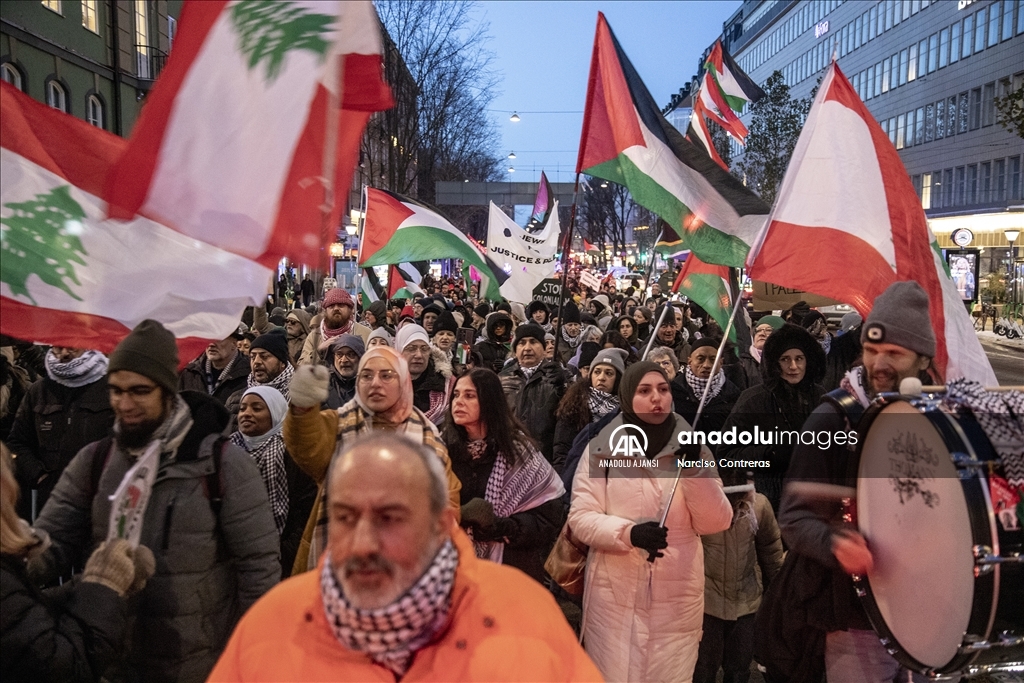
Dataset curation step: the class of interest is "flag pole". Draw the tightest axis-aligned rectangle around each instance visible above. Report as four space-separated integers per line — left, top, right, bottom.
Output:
552 172 581 363
318 51 344 280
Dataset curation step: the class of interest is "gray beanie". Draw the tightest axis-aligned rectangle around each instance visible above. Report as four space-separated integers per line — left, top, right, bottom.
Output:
366 327 393 347
108 319 179 394
590 348 627 377
861 281 935 357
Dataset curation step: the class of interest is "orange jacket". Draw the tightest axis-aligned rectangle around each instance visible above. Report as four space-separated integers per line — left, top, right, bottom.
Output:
208 530 602 682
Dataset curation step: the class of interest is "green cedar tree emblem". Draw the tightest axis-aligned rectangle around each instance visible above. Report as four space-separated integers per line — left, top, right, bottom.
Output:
230 0 335 82
1 185 88 304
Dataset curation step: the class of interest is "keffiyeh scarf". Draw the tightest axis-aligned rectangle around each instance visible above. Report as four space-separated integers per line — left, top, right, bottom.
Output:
839 366 871 409
587 388 619 420
685 366 725 402
204 352 240 395
45 350 108 388
320 539 458 677
319 318 353 347
247 362 294 402
561 326 582 349
819 332 832 355
230 430 288 534
945 379 1024 488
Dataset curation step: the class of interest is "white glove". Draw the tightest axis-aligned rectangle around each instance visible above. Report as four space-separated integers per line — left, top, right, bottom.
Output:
289 364 329 408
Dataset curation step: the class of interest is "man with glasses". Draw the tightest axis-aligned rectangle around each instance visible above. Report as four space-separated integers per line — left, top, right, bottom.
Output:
30 320 280 682
283 347 461 574
325 335 363 409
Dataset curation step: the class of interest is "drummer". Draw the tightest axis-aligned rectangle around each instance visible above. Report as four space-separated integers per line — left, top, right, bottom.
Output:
765 281 935 682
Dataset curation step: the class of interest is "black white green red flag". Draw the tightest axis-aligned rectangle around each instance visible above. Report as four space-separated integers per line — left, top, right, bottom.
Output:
746 63 995 384
577 13 769 268
671 254 736 343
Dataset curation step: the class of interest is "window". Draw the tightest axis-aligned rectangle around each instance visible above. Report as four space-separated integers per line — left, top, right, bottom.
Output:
855 15 862 49
1003 0 1015 40
933 170 944 208
881 119 889 137
81 0 98 32
874 62 882 98
958 92 970 133
975 8 987 54
902 0 911 21
988 1 1001 47
882 57 891 92
911 0 920 14
0 63 22 91
908 43 918 82
872 4 880 38
862 10 870 44
925 103 935 142
948 95 958 136
886 0 894 31
1019 0 1024 35
936 99 945 139
981 162 992 203
888 117 897 145
962 15 973 59
970 87 982 130
928 34 938 75
899 48 908 86
896 113 906 149
135 0 151 78
915 106 924 146
853 72 860 98
46 80 67 112
41 0 62 14
922 173 932 209
955 167 966 206
996 159 1006 201
951 21 961 63
168 15 176 46
968 165 978 204
944 168 954 206
1012 157 1022 200
983 82 996 127
939 28 949 68
86 94 103 128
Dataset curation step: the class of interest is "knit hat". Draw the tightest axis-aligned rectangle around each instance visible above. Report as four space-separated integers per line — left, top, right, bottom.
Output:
452 311 465 328
400 305 416 321
689 337 720 354
800 310 826 329
755 315 785 331
496 302 512 314
323 288 354 309
861 281 936 357
590 348 627 376
581 313 597 327
509 302 527 324
395 324 430 353
474 303 491 319
433 311 458 335
562 301 582 324
840 311 863 333
249 329 290 364
328 334 365 359
578 341 601 369
367 327 393 347
108 319 179 394
421 303 444 320
527 300 549 319
513 323 546 350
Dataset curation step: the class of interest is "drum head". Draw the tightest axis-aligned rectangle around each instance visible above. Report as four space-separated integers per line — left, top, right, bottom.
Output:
858 401 976 669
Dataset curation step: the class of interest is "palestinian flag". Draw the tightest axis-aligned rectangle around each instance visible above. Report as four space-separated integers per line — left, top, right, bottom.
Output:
387 262 426 300
704 40 765 116
686 91 728 170
654 219 688 259
672 254 736 342
582 238 600 254
577 13 768 268
359 267 383 307
696 72 748 142
359 188 507 300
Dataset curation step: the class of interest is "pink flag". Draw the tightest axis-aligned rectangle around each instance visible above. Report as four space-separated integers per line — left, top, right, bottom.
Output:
747 63 995 384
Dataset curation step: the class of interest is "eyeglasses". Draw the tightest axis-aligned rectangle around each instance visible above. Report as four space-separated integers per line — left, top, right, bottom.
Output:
755 326 774 334
357 370 399 384
109 384 159 399
335 350 359 361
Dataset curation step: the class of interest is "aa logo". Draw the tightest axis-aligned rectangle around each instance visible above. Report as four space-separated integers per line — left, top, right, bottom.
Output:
609 424 648 458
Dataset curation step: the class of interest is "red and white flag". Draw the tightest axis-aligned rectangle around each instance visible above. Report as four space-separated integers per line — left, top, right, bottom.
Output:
106 0 392 267
0 82 271 360
747 63 996 384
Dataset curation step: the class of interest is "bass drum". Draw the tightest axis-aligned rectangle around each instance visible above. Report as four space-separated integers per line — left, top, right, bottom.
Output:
855 394 1023 677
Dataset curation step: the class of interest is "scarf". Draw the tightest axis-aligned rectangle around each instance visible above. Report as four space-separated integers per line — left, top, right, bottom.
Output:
561 326 582 349
519 363 539 380
819 332 832 355
839 366 871 409
45 350 109 388
204 351 240 395
320 539 458 677
467 439 488 460
320 317 353 347
230 430 288 534
587 387 619 420
114 394 194 462
476 442 565 563
247 362 294 401
945 379 1024 488
685 366 726 403
748 345 763 363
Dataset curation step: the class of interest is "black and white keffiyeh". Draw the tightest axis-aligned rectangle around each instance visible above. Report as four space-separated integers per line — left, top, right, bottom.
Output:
45 350 108 388
204 351 240 395
945 379 1024 488
561 326 582 349
819 332 832 355
476 442 565 563
320 539 458 677
685 366 725 402
230 430 288 533
247 362 294 401
587 388 619 420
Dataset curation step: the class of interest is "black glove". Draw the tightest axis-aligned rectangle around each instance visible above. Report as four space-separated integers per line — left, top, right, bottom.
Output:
674 443 703 461
630 522 668 559
460 498 495 529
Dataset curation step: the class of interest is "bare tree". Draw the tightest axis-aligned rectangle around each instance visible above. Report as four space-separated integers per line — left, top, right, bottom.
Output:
579 177 638 268
376 0 503 204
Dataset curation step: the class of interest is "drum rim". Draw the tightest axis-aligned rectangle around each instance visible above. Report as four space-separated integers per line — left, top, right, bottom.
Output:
854 394 1001 675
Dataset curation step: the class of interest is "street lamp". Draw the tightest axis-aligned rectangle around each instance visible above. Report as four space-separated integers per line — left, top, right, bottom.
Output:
510 111 520 122
508 151 516 159
345 222 358 237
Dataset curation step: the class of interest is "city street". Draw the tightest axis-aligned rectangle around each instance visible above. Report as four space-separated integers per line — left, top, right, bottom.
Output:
979 334 1024 386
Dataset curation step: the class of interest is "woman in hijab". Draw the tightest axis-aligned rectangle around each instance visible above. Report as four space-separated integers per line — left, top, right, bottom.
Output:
632 306 653 343
231 386 316 577
441 369 564 583
719 324 826 514
569 362 732 683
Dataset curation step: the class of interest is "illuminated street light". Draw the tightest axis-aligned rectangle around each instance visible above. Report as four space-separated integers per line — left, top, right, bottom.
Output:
510 112 520 122
508 151 516 159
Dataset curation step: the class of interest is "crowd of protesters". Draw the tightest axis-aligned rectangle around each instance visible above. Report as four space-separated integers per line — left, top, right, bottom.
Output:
4 263 972 683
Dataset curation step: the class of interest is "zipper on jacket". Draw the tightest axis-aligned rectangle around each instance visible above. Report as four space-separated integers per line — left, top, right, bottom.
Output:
161 499 176 551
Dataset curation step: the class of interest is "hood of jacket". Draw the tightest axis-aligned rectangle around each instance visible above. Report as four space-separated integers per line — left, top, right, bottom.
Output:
485 312 513 343
760 323 826 388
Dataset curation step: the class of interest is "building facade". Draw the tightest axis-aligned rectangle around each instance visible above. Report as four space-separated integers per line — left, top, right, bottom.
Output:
700 0 1024 288
1 0 180 136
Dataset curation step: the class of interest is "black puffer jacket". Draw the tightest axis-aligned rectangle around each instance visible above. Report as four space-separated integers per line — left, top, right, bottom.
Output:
177 352 250 407
6 377 114 515
473 313 512 374
325 366 356 410
498 359 566 462
1 553 127 683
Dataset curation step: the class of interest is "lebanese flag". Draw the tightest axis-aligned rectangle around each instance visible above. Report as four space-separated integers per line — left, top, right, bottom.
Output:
577 13 768 268
672 254 736 342
105 0 392 268
747 63 995 384
359 188 507 300
696 73 748 143
0 82 271 361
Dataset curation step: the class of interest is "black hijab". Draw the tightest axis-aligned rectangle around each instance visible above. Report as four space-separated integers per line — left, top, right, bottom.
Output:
619 361 676 457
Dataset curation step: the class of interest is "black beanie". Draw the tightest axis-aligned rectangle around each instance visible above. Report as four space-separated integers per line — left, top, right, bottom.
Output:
689 337 720 354
562 301 582 324
433 310 459 335
474 303 490 319
496 302 512 314
108 319 179 394
249 329 290 364
513 323 547 350
578 341 601 369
